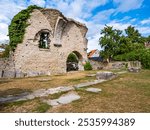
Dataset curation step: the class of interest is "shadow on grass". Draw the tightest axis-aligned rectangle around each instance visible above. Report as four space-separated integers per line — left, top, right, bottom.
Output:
0 88 31 111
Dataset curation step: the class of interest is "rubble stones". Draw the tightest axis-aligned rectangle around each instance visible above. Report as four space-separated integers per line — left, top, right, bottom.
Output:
96 71 117 80
128 67 141 73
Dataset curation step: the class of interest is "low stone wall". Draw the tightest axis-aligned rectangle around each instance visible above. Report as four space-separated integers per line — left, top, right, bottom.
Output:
89 60 104 70
105 61 141 70
104 61 128 69
0 57 15 78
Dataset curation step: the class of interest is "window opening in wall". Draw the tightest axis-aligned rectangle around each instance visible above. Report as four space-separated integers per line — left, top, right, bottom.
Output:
39 32 49 49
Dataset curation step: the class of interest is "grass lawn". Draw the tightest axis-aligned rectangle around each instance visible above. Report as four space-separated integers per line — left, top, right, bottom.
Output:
0 70 150 112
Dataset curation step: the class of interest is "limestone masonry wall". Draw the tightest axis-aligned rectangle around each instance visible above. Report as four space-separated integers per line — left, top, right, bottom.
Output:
0 8 88 78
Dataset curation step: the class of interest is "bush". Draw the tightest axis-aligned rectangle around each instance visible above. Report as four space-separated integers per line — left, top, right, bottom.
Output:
84 61 92 70
114 48 150 69
139 49 150 69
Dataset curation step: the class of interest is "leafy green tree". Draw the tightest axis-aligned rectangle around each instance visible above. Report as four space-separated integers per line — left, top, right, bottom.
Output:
125 26 141 43
99 25 122 61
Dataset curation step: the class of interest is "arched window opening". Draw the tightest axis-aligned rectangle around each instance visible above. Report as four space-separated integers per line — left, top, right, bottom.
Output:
39 32 50 49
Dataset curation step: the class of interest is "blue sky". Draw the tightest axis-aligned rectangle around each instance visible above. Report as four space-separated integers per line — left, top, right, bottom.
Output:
0 0 150 51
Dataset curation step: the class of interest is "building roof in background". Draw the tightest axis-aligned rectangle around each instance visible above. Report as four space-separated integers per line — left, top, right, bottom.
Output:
89 57 103 62
88 49 97 58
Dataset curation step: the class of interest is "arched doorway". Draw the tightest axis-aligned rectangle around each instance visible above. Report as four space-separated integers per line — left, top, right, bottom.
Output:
66 51 83 72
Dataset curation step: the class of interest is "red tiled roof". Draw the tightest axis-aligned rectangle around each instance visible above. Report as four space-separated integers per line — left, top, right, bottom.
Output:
88 49 97 58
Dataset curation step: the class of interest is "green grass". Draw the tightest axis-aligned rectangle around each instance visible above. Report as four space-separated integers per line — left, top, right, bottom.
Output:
0 70 150 112
33 102 50 113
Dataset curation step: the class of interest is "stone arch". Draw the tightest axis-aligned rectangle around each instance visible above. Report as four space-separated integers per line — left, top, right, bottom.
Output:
34 29 52 49
34 29 52 41
66 51 84 72
54 17 67 46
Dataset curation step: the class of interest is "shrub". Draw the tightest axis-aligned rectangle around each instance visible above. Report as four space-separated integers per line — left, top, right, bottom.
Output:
139 49 150 69
84 61 92 70
114 48 150 69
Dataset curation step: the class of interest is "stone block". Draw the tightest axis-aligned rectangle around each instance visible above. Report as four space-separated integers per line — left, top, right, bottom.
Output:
96 71 116 80
128 67 141 73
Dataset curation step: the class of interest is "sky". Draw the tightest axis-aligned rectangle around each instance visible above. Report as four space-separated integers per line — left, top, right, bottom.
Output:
0 0 150 51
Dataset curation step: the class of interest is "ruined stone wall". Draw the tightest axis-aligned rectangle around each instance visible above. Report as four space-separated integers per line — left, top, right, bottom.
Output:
89 60 104 70
11 9 88 77
0 55 15 78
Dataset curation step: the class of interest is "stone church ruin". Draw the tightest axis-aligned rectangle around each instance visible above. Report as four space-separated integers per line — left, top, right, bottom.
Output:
0 6 88 78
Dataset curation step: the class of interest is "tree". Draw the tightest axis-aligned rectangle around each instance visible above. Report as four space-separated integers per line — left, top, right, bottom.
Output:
67 53 78 63
125 25 145 44
99 25 122 61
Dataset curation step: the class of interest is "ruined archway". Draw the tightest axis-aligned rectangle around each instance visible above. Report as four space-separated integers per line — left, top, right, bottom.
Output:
66 51 83 72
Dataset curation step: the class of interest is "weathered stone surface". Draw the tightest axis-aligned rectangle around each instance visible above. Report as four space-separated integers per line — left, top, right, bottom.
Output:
74 82 94 88
45 86 74 94
112 62 125 69
0 78 105 104
0 8 88 78
86 88 102 93
15 71 25 78
26 71 39 77
96 71 116 80
25 94 35 100
3 70 16 78
128 67 141 73
0 92 29 103
43 92 80 106
74 80 106 88
57 92 80 104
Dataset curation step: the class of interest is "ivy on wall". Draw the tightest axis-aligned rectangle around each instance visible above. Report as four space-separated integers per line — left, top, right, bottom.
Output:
8 5 42 51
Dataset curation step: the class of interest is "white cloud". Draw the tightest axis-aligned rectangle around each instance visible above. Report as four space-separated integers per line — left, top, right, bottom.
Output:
92 9 115 23
0 33 9 41
0 14 10 23
0 22 9 41
0 23 8 35
107 21 131 31
47 0 109 19
113 0 144 12
141 18 150 25
0 0 26 21
137 26 150 35
88 34 102 52
29 0 45 7
86 22 105 51
0 0 149 51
